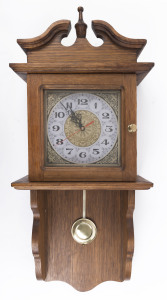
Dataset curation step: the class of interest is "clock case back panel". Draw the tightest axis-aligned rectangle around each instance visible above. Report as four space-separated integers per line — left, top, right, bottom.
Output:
27 74 136 181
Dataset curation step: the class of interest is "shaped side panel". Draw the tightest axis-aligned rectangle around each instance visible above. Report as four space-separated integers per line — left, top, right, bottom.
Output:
31 190 48 279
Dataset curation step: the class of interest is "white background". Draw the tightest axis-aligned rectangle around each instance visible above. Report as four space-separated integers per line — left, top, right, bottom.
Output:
0 0 167 299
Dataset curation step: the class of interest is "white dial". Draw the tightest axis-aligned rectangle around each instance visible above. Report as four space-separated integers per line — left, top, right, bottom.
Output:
47 93 118 164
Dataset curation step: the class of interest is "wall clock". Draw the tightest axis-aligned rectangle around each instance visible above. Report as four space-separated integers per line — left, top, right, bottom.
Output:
10 7 154 291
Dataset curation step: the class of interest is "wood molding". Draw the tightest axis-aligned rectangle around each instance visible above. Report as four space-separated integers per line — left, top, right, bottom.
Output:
92 20 146 57
11 175 153 190
9 62 154 85
10 15 154 86
16 19 146 59
17 20 71 53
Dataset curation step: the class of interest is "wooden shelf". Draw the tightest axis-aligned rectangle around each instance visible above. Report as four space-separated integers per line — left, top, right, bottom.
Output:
11 175 153 191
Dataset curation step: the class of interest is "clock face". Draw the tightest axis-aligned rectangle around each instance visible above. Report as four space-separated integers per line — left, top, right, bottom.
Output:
44 90 121 166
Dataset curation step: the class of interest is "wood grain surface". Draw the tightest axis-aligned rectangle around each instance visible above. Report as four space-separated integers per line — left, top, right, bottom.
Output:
26 74 137 182
31 190 47 279
10 17 154 84
16 18 146 61
11 175 153 190
9 9 154 182
9 62 154 85
10 8 154 289
30 189 136 291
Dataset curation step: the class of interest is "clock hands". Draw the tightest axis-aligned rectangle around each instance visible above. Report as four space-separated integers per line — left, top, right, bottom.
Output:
60 102 83 129
70 110 83 129
83 120 94 127
63 120 94 142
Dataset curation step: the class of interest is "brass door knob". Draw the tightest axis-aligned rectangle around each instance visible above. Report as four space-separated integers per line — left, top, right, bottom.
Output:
128 124 137 133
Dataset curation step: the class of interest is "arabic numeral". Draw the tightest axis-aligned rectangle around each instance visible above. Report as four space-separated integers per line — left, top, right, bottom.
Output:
79 152 86 158
93 149 100 155
78 99 88 105
102 112 110 119
65 102 72 109
94 102 97 109
101 139 109 145
55 112 65 118
52 125 60 131
105 125 113 132
56 139 64 145
66 148 73 155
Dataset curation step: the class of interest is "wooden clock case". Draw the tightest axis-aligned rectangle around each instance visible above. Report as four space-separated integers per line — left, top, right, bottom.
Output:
11 8 154 291
28 74 135 182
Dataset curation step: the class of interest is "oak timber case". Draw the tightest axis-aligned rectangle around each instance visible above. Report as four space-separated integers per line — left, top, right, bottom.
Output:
10 7 154 290
10 16 153 182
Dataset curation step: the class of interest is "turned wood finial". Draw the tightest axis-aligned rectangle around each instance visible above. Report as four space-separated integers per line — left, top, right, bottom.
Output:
75 7 87 38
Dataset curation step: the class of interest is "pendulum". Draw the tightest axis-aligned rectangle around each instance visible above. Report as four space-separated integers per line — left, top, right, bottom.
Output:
71 190 97 244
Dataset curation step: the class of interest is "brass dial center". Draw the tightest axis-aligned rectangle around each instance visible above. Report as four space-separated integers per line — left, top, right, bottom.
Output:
64 110 101 147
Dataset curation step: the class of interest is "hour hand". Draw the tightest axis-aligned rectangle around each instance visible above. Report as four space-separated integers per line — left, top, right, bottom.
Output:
69 109 83 128
60 102 83 129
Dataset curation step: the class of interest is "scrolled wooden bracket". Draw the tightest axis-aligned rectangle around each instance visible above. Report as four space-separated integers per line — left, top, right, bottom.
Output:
17 20 71 53
31 190 47 280
92 20 147 57
125 191 135 279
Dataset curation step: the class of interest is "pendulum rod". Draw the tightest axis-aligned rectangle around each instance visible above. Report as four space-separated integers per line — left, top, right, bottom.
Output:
83 190 86 218
71 189 97 245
